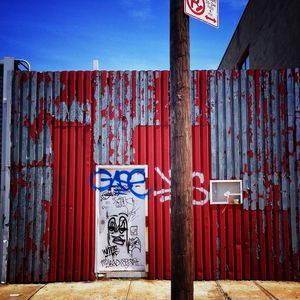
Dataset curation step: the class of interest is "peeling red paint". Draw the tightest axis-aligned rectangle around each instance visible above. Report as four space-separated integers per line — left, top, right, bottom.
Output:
232 70 239 80
288 69 299 82
10 70 300 284
148 85 154 92
124 72 130 90
109 72 114 99
248 70 255 76
45 72 52 84
124 98 129 107
101 71 107 97
257 149 262 162
280 103 286 120
101 109 107 118
248 150 254 158
148 99 153 112
11 175 18 198
42 200 51 247
109 109 114 121
24 112 53 144
141 102 145 118
279 72 286 97
249 127 253 144
217 71 223 80
248 96 253 120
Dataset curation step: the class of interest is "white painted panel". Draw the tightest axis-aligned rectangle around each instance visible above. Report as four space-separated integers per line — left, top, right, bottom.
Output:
95 165 148 273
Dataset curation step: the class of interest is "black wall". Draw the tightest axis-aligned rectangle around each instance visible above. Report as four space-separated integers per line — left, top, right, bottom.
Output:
219 0 300 69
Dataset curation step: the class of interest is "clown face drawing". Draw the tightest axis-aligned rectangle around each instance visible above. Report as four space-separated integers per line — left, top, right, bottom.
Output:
107 213 128 247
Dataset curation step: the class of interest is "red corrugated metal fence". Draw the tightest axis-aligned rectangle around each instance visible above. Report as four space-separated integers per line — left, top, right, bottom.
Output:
8 69 299 282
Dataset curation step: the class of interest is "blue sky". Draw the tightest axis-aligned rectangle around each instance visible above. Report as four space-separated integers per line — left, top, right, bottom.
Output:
1 0 248 71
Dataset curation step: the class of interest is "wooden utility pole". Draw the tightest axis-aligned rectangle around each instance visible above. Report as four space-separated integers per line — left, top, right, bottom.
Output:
170 0 193 299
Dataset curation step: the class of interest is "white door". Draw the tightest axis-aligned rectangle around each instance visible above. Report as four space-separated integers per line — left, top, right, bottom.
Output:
95 165 148 274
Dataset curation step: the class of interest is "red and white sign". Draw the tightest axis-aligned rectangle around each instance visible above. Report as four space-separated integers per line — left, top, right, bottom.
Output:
184 0 219 28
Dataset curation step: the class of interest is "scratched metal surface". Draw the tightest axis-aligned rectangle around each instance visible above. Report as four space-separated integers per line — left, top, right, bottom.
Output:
7 70 299 283
0 65 3 280
209 69 300 280
0 65 3 175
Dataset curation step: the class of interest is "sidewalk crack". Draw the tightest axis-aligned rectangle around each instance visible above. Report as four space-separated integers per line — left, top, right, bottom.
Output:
215 281 231 300
28 284 46 300
126 280 132 300
254 281 279 300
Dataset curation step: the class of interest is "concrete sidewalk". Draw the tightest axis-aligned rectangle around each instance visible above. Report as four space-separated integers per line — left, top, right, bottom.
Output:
0 280 299 300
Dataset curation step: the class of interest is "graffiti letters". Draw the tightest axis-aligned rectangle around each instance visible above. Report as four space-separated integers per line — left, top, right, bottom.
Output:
100 258 141 269
99 190 116 201
90 169 147 199
154 167 209 205
102 245 119 258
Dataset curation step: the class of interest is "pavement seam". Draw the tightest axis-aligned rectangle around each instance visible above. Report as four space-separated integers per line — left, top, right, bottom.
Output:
27 284 46 300
253 281 279 300
126 280 132 300
215 281 231 300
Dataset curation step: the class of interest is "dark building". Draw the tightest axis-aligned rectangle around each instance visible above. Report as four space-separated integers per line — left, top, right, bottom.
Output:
219 0 300 69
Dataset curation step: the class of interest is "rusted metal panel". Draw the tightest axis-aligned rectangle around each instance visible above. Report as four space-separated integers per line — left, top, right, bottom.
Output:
0 64 3 177
9 72 52 282
209 69 300 281
0 64 3 282
1 58 14 283
7 69 300 283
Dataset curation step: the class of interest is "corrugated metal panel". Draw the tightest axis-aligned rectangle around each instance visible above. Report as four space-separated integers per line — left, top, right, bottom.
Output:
209 69 300 280
0 64 3 178
0 64 3 280
8 69 299 282
9 72 53 282
1 58 14 283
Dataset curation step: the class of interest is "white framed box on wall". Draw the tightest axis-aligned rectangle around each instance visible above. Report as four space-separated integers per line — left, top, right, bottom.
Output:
210 180 243 205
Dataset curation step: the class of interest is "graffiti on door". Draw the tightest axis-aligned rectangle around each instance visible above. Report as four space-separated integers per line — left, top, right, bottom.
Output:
95 166 147 273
